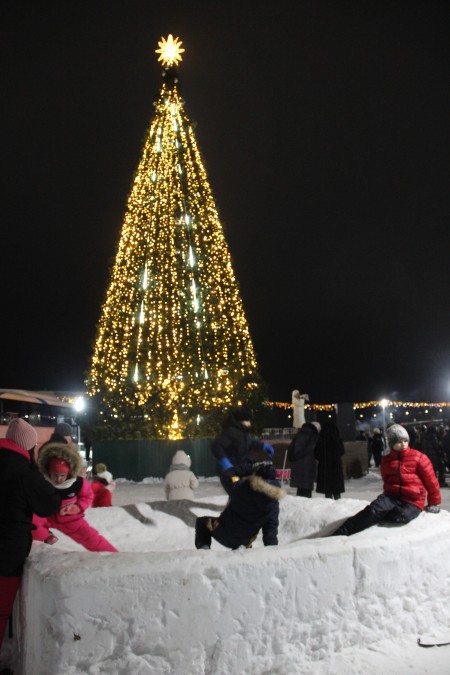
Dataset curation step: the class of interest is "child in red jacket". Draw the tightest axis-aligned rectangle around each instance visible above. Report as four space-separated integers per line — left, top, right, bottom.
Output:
91 463 115 507
332 424 441 536
32 443 117 552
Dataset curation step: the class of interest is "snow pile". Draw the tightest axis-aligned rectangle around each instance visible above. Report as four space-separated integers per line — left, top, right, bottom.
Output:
10 497 450 674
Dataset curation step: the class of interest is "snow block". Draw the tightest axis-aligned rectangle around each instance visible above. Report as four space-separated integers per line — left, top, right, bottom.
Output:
15 508 450 674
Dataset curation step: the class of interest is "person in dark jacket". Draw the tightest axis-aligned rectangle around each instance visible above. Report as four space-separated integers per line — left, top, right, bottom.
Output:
211 406 274 495
331 425 441 536
288 422 321 497
368 429 385 468
0 418 61 653
421 425 448 488
38 421 74 454
315 421 345 499
195 462 285 550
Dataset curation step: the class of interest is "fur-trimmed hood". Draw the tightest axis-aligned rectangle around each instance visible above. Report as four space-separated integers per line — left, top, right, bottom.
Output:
39 441 83 478
246 474 286 501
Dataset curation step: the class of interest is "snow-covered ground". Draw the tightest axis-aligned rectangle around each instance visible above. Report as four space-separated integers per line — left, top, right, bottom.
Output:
2 471 450 674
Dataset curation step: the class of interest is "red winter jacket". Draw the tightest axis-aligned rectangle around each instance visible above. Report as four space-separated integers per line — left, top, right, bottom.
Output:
381 446 441 510
91 481 112 507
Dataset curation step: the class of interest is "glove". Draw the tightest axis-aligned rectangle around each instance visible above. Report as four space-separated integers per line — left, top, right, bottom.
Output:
45 534 58 545
425 504 440 514
219 456 234 472
263 443 274 458
60 503 81 516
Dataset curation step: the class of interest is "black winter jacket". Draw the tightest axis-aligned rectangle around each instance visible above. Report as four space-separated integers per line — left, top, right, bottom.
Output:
212 475 285 549
288 423 319 490
211 421 265 473
315 434 345 495
0 439 61 576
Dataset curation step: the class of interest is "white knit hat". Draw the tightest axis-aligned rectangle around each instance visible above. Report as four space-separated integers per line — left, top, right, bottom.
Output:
386 424 409 448
6 418 37 451
97 470 113 484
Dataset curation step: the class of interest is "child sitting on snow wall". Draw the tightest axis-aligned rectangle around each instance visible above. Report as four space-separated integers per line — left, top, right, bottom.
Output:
91 462 116 507
331 424 441 536
164 450 199 501
195 461 285 550
32 442 118 551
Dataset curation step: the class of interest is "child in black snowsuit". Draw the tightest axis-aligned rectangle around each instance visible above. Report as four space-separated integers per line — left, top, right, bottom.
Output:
195 462 285 550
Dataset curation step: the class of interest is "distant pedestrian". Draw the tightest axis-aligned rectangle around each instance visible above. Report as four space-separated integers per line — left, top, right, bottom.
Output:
211 406 274 495
164 450 199 501
368 428 385 468
39 421 75 454
421 426 448 488
315 421 345 500
288 422 321 498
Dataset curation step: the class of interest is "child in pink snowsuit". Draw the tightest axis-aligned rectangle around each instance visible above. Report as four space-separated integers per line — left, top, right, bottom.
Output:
33 442 117 552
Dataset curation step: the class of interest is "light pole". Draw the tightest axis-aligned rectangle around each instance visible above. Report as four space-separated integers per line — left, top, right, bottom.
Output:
380 399 388 438
73 396 85 451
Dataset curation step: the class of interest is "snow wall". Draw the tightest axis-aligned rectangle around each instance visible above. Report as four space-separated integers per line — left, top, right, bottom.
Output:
17 511 450 674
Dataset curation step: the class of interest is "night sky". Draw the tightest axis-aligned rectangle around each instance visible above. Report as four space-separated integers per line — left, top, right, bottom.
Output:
2 1 450 404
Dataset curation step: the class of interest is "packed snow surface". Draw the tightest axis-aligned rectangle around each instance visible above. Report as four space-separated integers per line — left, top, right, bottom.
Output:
4 475 450 674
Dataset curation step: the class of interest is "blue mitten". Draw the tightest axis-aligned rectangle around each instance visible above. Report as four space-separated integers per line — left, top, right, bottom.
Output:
263 443 274 458
219 456 234 472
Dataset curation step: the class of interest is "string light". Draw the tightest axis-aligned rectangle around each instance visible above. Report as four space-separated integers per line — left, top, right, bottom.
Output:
88 36 260 438
266 400 450 412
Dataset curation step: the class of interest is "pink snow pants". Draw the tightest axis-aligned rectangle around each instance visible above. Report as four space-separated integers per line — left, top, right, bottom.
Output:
48 518 118 552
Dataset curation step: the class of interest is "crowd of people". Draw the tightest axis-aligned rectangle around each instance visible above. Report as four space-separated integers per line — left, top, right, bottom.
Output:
366 423 450 488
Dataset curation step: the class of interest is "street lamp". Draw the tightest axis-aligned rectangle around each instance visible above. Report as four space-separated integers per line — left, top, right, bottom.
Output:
380 399 388 436
73 396 85 413
73 397 86 451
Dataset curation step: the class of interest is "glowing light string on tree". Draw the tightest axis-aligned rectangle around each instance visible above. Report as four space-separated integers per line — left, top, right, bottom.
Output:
88 35 261 438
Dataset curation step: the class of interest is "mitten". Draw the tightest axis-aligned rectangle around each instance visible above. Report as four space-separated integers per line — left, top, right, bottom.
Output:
263 443 274 458
425 504 440 514
219 456 234 472
61 503 82 515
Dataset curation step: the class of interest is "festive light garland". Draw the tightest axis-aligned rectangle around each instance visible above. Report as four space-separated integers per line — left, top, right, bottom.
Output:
87 36 260 439
267 401 450 412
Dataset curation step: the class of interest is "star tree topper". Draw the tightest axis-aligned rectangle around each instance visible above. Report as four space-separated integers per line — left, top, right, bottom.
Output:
155 34 185 67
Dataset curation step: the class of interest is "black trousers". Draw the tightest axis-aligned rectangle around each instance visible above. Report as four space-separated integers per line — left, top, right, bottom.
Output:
296 487 312 498
195 516 215 549
333 494 421 536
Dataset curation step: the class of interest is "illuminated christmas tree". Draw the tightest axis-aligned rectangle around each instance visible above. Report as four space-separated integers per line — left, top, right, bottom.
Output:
88 35 263 439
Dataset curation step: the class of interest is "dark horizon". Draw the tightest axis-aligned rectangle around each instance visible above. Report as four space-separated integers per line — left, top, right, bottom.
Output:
2 1 450 405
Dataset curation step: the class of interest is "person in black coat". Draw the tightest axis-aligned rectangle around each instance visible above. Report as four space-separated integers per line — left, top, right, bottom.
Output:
195 462 285 549
314 420 345 499
288 422 321 498
421 425 448 487
368 429 385 468
38 421 74 455
0 418 61 653
211 406 274 495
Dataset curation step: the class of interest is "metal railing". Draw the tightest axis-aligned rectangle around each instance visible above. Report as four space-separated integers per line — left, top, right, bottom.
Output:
261 428 297 440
